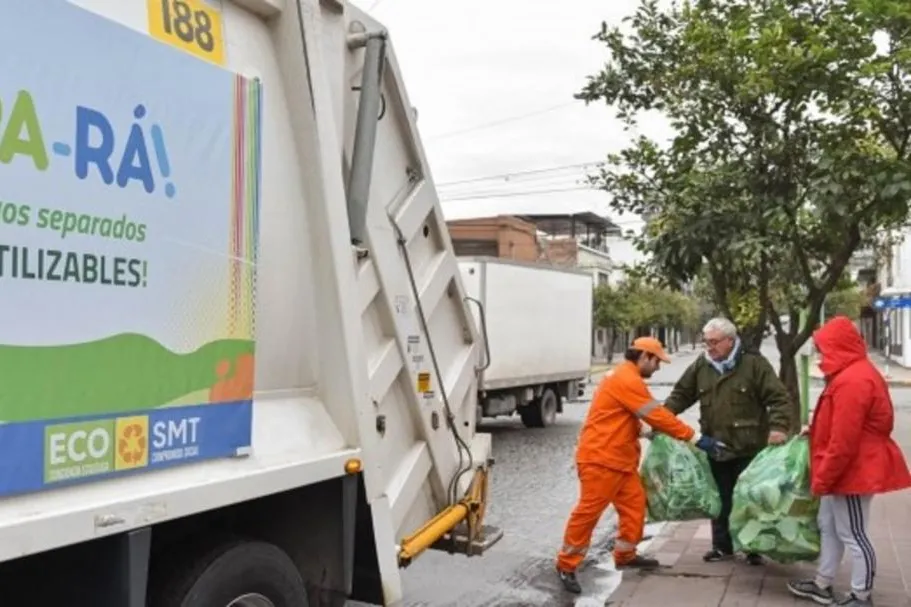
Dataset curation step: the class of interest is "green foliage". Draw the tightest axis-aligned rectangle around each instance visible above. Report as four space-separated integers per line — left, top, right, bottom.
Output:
825 284 868 319
579 0 911 395
593 280 700 331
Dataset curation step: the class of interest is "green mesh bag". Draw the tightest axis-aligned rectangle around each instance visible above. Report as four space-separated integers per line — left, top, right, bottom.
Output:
640 434 722 522
730 437 820 563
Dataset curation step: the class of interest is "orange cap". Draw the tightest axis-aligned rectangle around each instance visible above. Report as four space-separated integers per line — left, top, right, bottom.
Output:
631 336 671 363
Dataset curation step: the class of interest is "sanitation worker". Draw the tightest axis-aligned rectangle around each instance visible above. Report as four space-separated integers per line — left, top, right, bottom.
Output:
556 337 727 594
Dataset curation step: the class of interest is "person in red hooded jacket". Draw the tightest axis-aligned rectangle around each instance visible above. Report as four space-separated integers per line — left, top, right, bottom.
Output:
787 316 911 606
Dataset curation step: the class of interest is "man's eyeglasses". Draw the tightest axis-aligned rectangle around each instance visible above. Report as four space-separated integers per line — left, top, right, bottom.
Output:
703 337 730 347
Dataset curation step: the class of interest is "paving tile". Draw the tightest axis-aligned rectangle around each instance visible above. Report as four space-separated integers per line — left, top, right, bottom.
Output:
608 401 911 605
622 575 726 605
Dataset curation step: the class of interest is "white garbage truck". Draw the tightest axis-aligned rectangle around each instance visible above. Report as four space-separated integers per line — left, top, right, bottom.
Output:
0 1 498 605
458 258 594 428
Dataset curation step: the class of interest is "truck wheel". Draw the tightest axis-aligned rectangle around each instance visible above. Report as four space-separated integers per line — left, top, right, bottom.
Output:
149 539 309 607
520 388 559 428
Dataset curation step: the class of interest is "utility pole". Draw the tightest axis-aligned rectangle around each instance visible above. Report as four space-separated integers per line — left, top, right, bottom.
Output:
798 309 810 426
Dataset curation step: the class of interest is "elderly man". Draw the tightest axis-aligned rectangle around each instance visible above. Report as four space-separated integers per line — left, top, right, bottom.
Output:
664 317 792 565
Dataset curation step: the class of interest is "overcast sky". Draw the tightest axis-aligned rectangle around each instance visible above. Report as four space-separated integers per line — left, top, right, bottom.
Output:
349 0 668 229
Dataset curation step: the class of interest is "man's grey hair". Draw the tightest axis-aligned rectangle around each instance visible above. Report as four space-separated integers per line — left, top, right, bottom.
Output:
702 317 738 337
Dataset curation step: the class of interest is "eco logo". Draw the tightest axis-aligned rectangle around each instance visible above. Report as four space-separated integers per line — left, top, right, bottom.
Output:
0 91 177 198
45 419 116 483
115 416 149 470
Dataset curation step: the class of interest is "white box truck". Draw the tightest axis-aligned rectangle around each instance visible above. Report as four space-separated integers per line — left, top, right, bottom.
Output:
0 1 499 605
458 258 594 428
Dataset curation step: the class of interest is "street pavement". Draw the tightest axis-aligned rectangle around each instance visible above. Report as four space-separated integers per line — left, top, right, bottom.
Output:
394 342 911 606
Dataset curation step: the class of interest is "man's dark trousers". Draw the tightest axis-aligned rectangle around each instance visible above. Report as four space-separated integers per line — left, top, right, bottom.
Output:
708 456 755 553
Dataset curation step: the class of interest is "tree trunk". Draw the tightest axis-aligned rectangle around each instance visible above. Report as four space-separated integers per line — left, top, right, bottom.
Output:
776 344 802 435
607 330 619 363
740 325 765 352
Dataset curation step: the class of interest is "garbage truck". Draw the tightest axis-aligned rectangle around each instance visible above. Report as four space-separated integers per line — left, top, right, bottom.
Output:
0 1 498 605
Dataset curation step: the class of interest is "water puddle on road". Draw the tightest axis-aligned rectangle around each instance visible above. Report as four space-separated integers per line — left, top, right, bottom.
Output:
571 522 665 607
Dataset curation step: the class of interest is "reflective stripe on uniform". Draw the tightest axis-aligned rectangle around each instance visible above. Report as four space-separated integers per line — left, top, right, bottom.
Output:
634 399 661 418
614 539 636 551
561 543 589 556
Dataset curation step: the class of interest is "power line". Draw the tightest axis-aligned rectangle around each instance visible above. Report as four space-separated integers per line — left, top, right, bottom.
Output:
426 102 578 141
440 186 596 201
440 178 588 199
436 160 603 188
441 175 587 196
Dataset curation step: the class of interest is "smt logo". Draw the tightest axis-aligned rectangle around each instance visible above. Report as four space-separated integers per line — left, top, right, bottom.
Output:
151 415 202 463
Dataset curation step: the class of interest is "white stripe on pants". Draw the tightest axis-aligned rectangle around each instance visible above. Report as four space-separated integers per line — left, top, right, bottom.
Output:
815 495 876 599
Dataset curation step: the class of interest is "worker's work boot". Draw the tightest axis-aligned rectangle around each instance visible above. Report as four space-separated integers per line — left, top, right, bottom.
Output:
557 569 582 594
786 579 835 605
616 554 660 569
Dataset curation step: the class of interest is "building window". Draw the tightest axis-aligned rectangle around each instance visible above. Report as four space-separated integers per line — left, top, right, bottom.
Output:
452 239 498 258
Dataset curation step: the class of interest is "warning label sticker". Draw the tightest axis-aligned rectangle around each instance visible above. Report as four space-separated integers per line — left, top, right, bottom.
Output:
417 371 431 393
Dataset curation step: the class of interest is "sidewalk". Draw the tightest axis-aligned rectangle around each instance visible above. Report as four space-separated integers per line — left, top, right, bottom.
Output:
808 352 911 387
591 348 700 382
608 408 911 606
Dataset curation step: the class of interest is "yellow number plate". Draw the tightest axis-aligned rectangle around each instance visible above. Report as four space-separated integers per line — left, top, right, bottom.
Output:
147 0 225 66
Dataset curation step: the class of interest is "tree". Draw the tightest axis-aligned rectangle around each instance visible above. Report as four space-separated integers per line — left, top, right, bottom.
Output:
593 283 634 361
825 281 869 320
593 280 702 359
579 0 911 429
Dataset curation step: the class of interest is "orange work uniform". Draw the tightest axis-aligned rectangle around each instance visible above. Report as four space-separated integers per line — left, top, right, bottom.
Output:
557 360 697 571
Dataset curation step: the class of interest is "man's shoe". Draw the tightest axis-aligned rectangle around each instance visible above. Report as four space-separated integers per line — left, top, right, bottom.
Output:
787 579 835 605
616 554 660 569
745 553 764 566
703 548 733 562
836 593 873 606
557 569 581 594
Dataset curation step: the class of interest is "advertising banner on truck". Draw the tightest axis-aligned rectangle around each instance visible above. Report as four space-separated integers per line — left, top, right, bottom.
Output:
0 2 262 496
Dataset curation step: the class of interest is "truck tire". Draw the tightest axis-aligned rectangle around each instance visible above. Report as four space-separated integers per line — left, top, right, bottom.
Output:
519 388 559 428
149 539 309 607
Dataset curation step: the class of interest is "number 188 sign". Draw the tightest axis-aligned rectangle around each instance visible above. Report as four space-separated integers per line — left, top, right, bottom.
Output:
147 0 226 66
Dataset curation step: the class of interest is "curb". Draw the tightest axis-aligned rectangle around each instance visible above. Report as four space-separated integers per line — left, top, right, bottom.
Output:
809 371 911 388
590 351 696 376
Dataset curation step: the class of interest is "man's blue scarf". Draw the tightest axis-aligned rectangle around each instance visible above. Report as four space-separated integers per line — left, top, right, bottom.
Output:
707 337 741 374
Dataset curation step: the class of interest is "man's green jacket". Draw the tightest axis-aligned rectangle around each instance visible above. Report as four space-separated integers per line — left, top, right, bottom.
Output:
664 350 792 459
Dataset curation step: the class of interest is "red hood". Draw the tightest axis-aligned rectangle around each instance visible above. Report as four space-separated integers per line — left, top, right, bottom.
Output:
813 316 867 377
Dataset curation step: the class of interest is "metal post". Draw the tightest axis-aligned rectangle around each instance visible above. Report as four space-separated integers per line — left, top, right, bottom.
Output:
346 27 387 246
798 308 810 426
884 311 892 378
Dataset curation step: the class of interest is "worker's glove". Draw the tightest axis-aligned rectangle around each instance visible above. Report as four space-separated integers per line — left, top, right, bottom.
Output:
694 434 727 459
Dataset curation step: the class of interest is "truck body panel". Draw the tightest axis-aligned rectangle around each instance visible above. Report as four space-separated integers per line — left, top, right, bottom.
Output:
459 257 593 392
0 1 491 603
